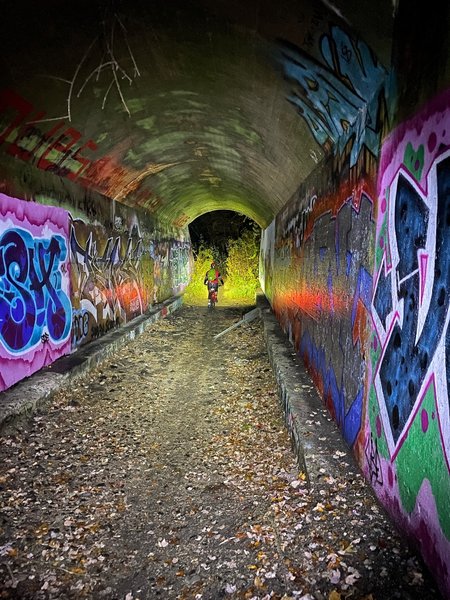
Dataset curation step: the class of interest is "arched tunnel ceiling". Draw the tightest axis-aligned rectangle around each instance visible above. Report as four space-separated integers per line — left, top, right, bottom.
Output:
0 0 394 228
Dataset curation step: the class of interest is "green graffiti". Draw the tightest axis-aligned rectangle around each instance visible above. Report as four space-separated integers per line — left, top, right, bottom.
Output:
395 383 450 538
375 217 388 267
403 142 425 181
368 387 389 459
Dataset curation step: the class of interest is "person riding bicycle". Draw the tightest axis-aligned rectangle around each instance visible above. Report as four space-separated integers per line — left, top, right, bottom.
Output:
204 261 224 300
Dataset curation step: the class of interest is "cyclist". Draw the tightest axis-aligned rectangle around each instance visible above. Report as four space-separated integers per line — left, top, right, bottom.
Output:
204 261 224 302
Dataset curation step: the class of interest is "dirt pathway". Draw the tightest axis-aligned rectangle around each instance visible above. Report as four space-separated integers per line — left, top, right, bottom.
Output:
0 306 441 599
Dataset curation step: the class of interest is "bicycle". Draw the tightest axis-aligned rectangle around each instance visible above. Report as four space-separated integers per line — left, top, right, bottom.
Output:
206 281 220 308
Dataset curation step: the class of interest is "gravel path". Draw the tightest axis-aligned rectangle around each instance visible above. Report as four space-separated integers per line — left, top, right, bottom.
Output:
0 306 442 599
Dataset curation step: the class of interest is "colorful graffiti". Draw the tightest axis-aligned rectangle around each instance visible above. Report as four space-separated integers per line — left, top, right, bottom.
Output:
0 89 172 205
0 194 71 391
279 25 390 165
0 89 99 182
170 243 191 293
268 181 374 448
261 90 450 596
70 218 149 348
370 91 450 592
0 191 190 389
70 215 191 348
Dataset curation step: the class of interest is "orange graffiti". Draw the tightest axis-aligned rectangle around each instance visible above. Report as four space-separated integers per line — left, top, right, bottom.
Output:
276 285 350 321
352 297 368 347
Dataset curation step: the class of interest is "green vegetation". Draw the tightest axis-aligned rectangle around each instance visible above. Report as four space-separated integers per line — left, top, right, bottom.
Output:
182 246 216 304
183 226 260 304
225 228 260 299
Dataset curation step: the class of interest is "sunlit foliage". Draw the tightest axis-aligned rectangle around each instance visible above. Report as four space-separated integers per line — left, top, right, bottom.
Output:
183 226 260 304
225 228 260 299
182 246 216 303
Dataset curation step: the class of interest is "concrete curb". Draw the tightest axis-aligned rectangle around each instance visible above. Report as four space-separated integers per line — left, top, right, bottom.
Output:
256 295 360 488
0 296 183 432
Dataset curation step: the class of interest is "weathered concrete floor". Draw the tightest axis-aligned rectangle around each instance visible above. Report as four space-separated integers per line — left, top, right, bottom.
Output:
0 306 442 599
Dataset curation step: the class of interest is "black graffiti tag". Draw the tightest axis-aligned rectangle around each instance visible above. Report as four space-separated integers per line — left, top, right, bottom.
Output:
365 433 383 485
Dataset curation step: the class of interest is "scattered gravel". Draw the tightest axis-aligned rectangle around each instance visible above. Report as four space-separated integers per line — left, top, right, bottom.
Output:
0 306 442 599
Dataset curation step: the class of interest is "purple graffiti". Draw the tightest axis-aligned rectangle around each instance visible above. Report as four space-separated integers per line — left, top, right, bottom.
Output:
0 228 72 353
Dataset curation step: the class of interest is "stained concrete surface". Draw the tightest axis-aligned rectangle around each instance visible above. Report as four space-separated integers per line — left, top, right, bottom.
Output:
0 302 442 599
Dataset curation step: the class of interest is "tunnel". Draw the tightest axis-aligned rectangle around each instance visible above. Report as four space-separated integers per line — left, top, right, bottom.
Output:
0 0 449 597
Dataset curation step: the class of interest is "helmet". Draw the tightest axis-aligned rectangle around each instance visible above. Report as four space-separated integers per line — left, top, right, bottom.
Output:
211 261 216 268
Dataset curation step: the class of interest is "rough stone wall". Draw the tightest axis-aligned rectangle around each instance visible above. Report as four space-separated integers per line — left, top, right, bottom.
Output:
0 188 191 392
260 89 450 596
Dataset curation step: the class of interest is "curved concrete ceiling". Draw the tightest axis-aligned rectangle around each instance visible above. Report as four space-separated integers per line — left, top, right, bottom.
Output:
0 0 394 227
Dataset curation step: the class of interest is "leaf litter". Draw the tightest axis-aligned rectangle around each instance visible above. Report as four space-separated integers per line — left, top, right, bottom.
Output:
0 306 442 599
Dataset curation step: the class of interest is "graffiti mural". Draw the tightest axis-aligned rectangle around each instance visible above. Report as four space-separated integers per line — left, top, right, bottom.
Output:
70 218 149 347
261 90 450 596
0 194 71 391
70 211 191 349
0 192 190 389
270 182 374 448
0 89 173 205
279 25 390 166
170 242 191 294
370 90 450 593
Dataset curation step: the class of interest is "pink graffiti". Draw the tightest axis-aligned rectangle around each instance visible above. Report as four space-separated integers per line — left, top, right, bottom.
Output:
0 193 71 391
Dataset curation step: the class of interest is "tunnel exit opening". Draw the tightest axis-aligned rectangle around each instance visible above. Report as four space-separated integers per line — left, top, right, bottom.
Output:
188 210 259 256
184 210 261 305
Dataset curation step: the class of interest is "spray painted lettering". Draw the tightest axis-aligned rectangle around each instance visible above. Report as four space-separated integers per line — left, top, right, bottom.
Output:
0 90 169 201
365 433 383 485
70 219 147 348
170 243 190 293
0 228 71 352
374 151 450 461
264 177 374 447
279 25 389 165
375 158 450 450
370 91 450 596
0 194 71 391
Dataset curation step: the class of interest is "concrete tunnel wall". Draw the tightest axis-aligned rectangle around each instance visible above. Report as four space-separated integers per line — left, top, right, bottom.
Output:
0 0 449 596
0 176 192 390
259 16 450 600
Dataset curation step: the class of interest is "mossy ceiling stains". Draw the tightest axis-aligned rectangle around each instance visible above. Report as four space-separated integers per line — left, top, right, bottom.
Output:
0 0 393 227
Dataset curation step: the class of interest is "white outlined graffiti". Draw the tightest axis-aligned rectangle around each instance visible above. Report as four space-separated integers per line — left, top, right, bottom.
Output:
372 150 450 468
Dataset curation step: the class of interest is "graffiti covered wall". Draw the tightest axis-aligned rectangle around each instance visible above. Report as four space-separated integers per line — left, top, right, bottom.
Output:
70 215 150 347
68 198 190 350
278 23 391 169
369 91 450 591
70 213 191 349
263 20 386 452
260 13 450 593
263 160 375 450
260 90 450 595
0 192 191 390
0 194 72 391
0 89 170 210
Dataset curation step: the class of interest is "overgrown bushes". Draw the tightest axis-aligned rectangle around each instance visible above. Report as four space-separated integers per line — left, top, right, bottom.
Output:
182 246 216 303
183 227 260 303
224 229 260 299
